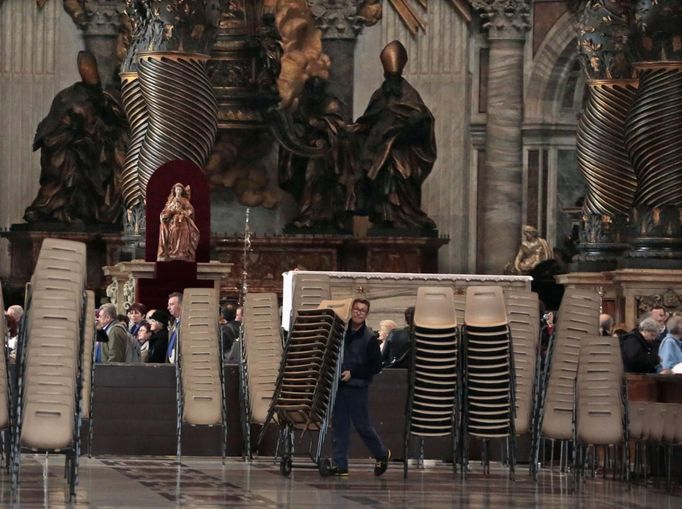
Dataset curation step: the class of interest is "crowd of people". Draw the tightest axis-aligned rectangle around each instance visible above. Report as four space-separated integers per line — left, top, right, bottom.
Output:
88 293 245 365
2 292 246 366
5 294 682 376
612 305 682 374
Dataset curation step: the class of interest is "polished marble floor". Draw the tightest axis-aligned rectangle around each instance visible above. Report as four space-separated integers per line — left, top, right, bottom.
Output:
0 455 679 508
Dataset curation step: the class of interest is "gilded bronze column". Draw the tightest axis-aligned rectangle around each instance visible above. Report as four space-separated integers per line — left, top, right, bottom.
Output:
573 0 637 270
137 51 218 176
472 0 530 274
118 1 220 252
120 72 148 215
623 0 682 267
208 0 278 129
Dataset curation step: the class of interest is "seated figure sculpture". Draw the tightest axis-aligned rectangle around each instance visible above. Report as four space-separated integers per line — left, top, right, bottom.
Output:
157 183 200 262
277 77 355 231
353 40 437 231
509 225 552 275
24 51 127 224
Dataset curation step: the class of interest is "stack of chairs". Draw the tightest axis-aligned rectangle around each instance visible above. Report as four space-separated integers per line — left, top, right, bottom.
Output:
240 292 282 459
264 299 351 476
505 292 541 459
291 273 331 314
453 293 466 325
628 401 682 489
573 335 628 480
461 286 516 478
81 290 96 456
176 288 227 461
404 287 460 478
11 238 87 499
531 288 599 477
0 282 10 461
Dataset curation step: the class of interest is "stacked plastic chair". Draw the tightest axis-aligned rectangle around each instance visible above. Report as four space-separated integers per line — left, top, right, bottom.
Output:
505 291 541 465
240 293 282 459
11 239 87 499
531 288 599 477
81 290 96 456
263 298 351 476
628 401 682 489
404 287 459 478
176 288 227 461
453 292 466 325
461 286 516 478
292 273 331 313
0 282 10 461
573 335 628 480
660 404 682 490
505 292 540 434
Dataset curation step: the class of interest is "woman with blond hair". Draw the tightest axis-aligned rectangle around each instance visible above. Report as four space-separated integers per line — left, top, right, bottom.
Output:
378 319 397 352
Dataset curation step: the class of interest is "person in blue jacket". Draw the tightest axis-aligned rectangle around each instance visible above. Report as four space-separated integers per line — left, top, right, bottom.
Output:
330 298 390 477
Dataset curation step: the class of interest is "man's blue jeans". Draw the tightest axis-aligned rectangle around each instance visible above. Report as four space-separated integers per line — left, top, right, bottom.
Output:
332 384 387 469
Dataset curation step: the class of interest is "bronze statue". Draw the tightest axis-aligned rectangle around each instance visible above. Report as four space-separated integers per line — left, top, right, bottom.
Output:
277 77 356 231
157 183 200 262
352 40 437 231
24 51 128 224
509 225 552 275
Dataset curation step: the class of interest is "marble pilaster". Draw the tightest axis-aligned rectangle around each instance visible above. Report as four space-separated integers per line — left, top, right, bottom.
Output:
309 0 373 119
473 1 530 273
76 1 123 88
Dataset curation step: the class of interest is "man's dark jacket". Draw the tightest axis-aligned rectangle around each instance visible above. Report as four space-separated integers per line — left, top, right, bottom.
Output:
341 323 382 388
621 329 659 373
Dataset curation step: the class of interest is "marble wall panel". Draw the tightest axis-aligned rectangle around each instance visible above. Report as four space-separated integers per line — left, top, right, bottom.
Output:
0 0 83 277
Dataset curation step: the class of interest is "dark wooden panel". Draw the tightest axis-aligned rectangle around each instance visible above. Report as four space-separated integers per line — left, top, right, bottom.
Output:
88 365 521 460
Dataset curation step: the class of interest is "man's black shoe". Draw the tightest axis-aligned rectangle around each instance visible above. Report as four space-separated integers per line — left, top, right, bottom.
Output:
374 449 391 476
329 466 349 477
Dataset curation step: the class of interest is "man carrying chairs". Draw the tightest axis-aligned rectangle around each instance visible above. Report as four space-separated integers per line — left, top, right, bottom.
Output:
329 298 390 477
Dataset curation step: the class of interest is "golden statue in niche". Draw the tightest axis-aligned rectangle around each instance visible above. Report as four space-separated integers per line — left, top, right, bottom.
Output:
508 225 552 275
157 183 200 262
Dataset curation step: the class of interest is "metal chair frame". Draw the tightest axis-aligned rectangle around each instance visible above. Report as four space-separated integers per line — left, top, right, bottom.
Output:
259 308 346 476
403 323 461 478
460 323 517 480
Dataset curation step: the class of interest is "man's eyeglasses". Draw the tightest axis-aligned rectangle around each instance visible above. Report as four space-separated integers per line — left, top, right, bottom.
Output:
352 307 368 314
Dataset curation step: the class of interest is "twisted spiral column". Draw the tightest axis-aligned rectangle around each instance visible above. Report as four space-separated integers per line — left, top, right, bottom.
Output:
577 80 638 217
622 62 682 263
572 80 637 267
625 64 682 207
120 72 149 209
137 52 218 181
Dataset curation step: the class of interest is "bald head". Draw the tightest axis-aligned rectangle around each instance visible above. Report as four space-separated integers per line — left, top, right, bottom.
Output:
599 313 613 335
5 305 23 322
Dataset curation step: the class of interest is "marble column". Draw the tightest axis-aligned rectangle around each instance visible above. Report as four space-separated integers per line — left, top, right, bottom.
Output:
474 1 530 274
309 0 376 120
75 1 123 88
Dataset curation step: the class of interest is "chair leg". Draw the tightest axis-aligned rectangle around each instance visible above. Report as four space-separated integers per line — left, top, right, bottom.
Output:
403 433 409 479
666 445 672 492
